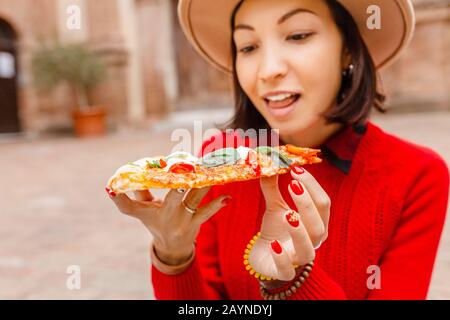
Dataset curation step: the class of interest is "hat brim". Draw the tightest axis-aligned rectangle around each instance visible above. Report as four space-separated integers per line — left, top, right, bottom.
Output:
178 0 415 74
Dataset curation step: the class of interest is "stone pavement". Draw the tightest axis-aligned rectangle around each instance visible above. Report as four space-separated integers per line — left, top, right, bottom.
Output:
0 110 449 300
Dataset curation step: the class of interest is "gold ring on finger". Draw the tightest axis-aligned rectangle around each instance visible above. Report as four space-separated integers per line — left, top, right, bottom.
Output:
182 200 197 214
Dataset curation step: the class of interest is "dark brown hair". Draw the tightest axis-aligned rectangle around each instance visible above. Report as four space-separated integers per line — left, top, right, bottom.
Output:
226 0 385 131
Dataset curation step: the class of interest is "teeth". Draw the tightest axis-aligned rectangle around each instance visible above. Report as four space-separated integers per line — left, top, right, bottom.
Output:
266 93 296 102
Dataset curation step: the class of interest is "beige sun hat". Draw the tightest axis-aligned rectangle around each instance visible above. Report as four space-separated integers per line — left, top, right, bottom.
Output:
178 0 415 74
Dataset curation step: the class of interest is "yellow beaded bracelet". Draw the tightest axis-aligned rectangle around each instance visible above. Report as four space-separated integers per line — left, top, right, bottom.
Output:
243 232 275 281
243 231 302 281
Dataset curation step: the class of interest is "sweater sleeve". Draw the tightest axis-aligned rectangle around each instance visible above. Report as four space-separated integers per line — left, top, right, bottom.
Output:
285 152 449 301
367 153 449 299
288 263 348 300
151 210 227 299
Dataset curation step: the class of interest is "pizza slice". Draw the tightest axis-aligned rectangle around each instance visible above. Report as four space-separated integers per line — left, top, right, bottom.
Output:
106 144 321 193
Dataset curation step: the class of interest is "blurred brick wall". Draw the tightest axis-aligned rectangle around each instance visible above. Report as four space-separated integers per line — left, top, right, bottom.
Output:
170 0 232 111
380 0 449 111
0 0 130 133
85 0 129 128
0 0 59 132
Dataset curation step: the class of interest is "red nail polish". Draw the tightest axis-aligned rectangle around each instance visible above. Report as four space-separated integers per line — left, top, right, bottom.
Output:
286 210 300 228
221 197 232 206
290 180 304 195
292 166 305 175
105 187 116 197
271 240 282 254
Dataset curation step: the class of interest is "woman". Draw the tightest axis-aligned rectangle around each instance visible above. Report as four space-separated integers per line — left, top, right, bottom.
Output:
108 0 449 299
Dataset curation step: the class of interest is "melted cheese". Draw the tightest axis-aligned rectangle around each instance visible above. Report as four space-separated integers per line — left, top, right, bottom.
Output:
163 152 199 172
236 146 253 161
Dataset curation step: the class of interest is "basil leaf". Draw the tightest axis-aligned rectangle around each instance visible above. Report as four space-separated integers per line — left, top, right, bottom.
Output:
254 146 273 155
146 159 161 168
275 150 293 168
200 148 240 167
255 146 292 168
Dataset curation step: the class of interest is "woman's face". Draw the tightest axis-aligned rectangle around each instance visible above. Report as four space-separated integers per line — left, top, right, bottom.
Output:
233 0 349 138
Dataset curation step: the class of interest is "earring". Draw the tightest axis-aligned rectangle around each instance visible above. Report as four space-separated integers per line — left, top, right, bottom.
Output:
342 64 354 77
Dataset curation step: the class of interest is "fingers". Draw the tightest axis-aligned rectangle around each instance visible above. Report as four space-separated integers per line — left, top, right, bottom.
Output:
269 240 296 281
108 192 159 218
133 190 154 202
192 195 231 226
162 187 211 221
288 179 325 248
183 186 211 210
161 188 189 212
284 210 315 265
291 167 330 237
260 175 286 212
133 190 164 213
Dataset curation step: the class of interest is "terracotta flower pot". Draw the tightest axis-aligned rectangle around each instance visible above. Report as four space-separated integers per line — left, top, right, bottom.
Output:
72 106 107 137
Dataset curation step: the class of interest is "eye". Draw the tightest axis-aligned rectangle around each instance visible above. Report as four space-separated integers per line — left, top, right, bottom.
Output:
239 45 257 54
287 33 313 41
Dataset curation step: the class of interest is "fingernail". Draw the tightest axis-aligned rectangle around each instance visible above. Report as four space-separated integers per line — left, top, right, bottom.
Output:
105 187 116 197
221 197 232 206
292 166 305 175
285 210 300 228
290 180 304 196
271 240 282 254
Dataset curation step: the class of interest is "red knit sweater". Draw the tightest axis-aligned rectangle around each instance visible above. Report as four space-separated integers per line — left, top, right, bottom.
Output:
151 122 449 300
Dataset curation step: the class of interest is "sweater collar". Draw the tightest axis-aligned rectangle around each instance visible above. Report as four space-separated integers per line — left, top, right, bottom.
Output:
319 123 367 174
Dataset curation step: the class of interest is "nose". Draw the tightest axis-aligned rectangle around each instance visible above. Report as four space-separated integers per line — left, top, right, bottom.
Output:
258 46 288 83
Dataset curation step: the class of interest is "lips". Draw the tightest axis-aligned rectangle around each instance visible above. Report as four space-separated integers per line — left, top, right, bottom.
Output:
265 94 300 109
263 93 301 119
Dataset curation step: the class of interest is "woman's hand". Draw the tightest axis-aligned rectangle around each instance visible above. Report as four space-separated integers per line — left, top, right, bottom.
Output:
249 166 330 281
106 187 231 266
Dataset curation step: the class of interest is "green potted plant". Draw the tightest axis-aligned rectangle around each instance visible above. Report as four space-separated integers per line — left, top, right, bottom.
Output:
31 42 107 137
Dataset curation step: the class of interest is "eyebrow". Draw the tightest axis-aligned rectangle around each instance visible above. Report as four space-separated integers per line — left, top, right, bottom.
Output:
234 8 317 32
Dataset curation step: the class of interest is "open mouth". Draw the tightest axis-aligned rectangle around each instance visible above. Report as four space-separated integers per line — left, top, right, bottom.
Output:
264 93 300 108
264 93 301 118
